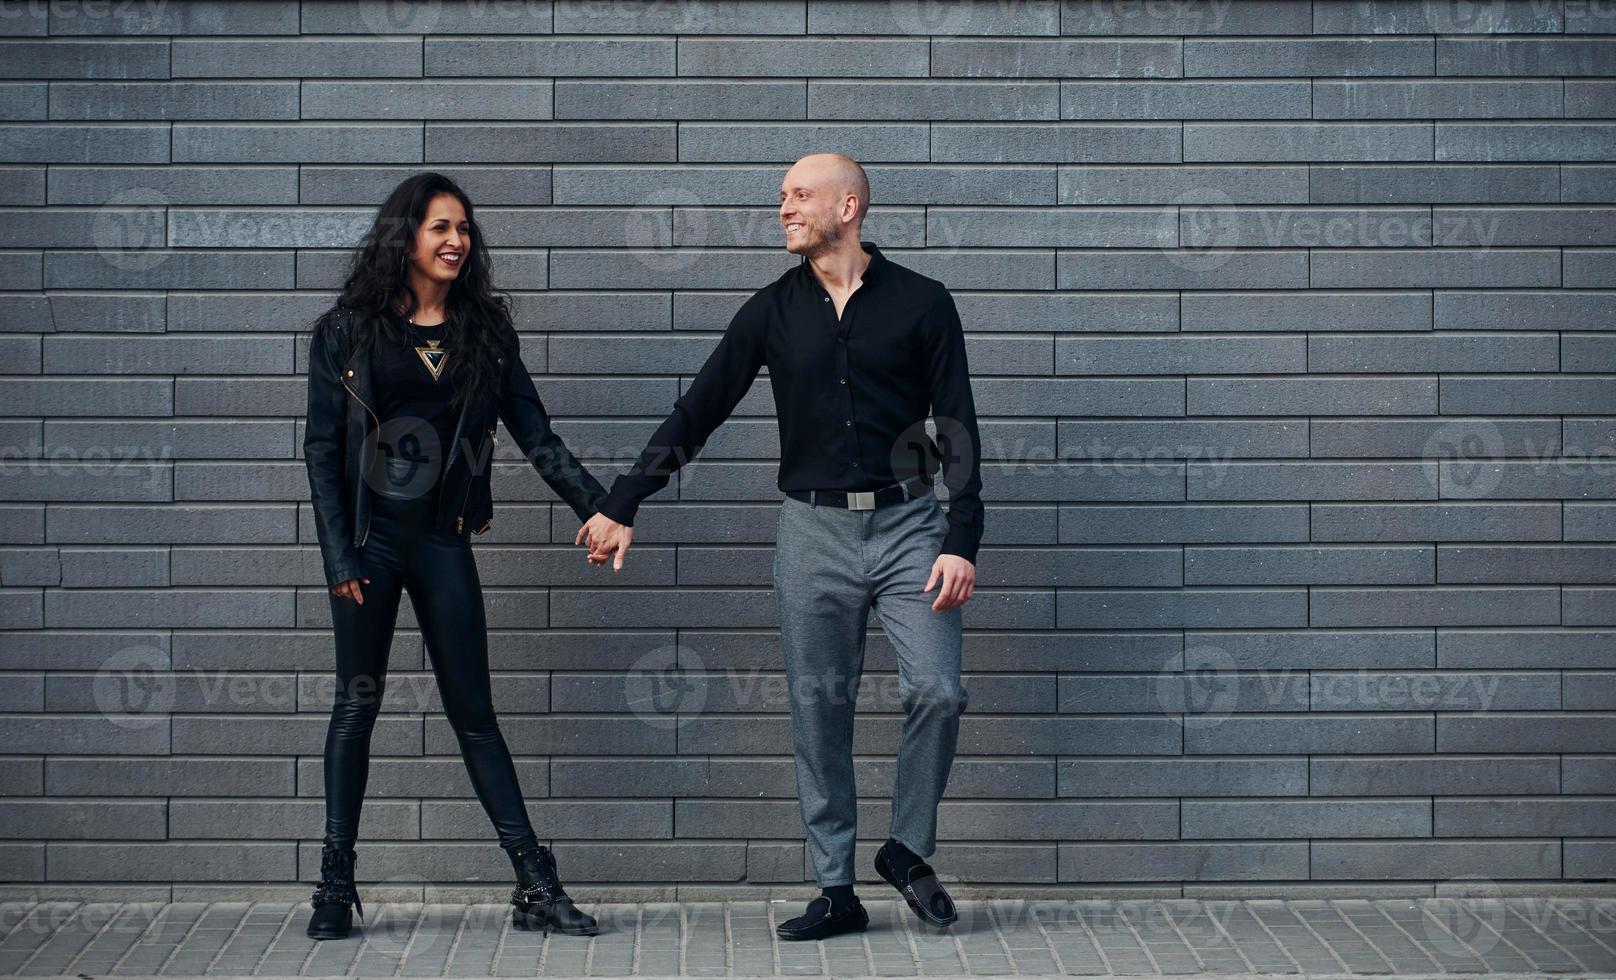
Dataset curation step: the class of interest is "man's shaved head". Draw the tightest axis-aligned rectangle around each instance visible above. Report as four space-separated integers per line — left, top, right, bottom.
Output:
784 153 869 224
779 153 870 258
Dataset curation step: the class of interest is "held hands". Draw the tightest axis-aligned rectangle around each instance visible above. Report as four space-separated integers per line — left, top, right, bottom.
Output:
925 554 976 611
577 511 634 571
574 509 973 612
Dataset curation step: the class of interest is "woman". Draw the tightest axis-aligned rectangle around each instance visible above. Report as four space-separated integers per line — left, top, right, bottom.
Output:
302 173 603 940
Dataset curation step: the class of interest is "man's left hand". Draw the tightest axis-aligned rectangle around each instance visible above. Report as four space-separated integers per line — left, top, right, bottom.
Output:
924 554 975 611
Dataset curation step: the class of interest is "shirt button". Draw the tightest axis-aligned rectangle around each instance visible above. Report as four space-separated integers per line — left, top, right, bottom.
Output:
822 296 829 302
851 460 860 467
839 378 846 384
845 419 852 426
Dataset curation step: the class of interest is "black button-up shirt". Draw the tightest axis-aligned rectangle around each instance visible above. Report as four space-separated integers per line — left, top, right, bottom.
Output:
595 241 984 564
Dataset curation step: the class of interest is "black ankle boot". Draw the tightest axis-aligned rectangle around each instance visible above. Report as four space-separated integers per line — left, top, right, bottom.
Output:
307 841 364 940
508 843 599 936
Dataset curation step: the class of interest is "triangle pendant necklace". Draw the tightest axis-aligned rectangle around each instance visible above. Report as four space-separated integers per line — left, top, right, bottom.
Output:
415 338 450 382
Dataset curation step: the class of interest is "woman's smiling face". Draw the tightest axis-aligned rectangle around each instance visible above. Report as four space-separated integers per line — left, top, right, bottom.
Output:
411 192 470 284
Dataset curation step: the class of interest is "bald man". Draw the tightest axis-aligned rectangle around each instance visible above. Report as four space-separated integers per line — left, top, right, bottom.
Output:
580 153 984 940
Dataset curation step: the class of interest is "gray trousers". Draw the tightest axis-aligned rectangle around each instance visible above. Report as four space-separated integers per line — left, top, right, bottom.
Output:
773 490 970 886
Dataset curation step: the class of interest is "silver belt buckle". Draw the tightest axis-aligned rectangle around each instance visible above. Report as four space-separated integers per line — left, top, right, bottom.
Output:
847 490 876 511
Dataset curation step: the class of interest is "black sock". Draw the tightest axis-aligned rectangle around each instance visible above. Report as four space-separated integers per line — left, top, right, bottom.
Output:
821 884 855 910
883 837 925 879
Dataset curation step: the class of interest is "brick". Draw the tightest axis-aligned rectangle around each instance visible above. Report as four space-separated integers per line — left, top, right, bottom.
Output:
1436 290 1616 331
1183 799 1431 838
49 0 296 34
1311 670 1559 711
1313 502 1562 541
932 207 1168 248
1311 587 1560 627
1310 755 1559 796
301 165 550 205
1440 377 1616 415
1437 37 1616 76
1308 333 1558 372
0 123 168 162
1062 80 1305 119
1058 249 1307 289
1186 123 1432 162
1564 82 1616 118
559 80 803 120
427 123 674 163
1185 714 1434 754
1311 248 1559 288
171 37 421 77
49 81 298 120
304 1 553 34
1314 0 1562 33
1184 290 1429 331
811 80 1058 121
0 39 169 78
1312 840 1557 879
808 1 1058 35
47 165 296 205
1439 123 1616 162
680 37 926 76
1310 164 1559 203
558 0 800 34
1060 842 1309 882
173 122 420 163
1061 165 1308 203
302 80 553 120
934 122 1180 163
932 38 1181 77
679 122 929 163
1064 1 1312 35
1562 164 1616 201
1313 80 1562 119
1185 38 1433 77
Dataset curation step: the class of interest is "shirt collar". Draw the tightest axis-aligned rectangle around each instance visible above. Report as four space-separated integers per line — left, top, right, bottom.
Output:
800 241 884 291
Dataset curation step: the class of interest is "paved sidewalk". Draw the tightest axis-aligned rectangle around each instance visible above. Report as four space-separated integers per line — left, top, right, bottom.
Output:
1 897 1614 978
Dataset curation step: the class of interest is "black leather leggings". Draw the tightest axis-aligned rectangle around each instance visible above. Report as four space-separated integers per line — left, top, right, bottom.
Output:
322 488 539 854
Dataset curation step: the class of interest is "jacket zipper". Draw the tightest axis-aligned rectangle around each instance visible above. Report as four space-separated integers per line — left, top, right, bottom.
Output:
456 426 496 534
340 374 380 548
474 426 496 534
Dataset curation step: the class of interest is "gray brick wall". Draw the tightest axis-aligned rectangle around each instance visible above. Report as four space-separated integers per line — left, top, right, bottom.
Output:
0 0 1613 898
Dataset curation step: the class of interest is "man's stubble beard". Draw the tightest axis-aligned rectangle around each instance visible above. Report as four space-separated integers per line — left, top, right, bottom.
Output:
794 213 843 257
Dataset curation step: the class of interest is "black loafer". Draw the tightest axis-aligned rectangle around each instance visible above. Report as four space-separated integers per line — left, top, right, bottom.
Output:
874 844 958 928
775 895 869 941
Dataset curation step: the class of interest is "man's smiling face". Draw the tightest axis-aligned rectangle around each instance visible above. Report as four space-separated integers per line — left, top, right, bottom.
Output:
779 155 859 257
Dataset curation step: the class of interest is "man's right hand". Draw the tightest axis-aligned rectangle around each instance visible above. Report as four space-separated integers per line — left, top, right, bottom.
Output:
331 577 369 604
578 512 633 572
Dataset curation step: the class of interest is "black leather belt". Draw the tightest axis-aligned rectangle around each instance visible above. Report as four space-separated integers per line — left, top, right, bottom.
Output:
786 477 934 511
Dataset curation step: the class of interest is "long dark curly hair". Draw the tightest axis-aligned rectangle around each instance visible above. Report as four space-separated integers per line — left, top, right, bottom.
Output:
331 172 515 410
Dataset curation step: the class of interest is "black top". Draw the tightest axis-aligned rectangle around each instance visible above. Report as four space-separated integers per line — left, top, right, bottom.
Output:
368 317 458 500
595 242 984 563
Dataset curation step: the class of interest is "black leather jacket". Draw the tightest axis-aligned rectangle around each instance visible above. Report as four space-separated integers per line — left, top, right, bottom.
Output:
302 305 607 590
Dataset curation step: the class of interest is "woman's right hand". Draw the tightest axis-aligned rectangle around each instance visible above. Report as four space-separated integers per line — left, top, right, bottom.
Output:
331 578 370 604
